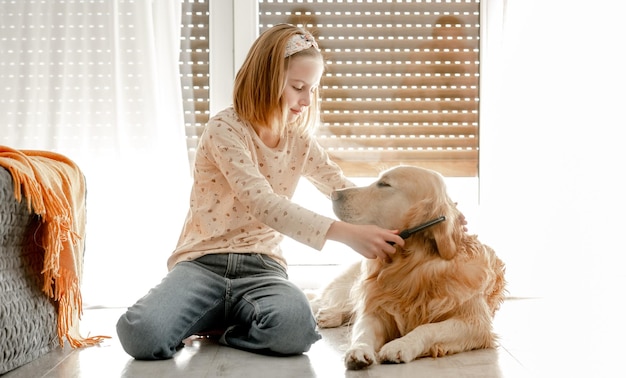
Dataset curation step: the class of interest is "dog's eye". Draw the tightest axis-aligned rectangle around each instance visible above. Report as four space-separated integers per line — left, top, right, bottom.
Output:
377 181 391 188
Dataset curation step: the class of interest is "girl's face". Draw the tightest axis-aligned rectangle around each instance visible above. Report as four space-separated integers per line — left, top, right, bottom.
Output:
283 55 324 122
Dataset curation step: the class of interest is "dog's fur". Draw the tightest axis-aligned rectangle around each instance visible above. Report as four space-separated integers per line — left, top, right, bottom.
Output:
309 166 506 370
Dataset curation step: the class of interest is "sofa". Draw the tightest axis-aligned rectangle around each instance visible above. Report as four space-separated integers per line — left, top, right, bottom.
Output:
0 167 59 374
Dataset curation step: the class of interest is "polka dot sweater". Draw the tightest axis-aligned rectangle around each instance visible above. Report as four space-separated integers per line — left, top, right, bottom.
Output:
167 108 353 270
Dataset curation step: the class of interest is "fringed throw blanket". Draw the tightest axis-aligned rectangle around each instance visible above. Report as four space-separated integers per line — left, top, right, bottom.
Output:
0 146 107 348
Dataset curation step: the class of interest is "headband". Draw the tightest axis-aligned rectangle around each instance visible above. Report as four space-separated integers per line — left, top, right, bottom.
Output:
284 32 320 58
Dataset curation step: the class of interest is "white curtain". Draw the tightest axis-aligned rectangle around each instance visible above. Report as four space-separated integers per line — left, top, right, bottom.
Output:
0 0 190 307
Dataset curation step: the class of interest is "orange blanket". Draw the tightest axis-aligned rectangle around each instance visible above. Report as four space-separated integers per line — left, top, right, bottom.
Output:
0 146 107 348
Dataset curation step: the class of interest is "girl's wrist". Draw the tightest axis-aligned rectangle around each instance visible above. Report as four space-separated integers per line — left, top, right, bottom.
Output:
326 220 348 243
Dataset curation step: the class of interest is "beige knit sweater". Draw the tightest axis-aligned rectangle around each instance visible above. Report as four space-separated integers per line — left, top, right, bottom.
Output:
167 108 353 270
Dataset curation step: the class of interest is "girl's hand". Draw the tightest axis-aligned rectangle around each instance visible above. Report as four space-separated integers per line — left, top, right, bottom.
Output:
326 221 405 262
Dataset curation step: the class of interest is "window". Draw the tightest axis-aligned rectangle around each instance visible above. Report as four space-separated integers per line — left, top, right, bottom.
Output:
179 0 210 165
179 0 480 177
177 0 481 271
259 0 480 177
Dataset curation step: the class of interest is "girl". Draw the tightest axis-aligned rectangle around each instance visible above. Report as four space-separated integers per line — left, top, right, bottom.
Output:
116 24 404 360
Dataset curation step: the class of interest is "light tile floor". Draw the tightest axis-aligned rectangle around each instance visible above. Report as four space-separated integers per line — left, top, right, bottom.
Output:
2 297 623 378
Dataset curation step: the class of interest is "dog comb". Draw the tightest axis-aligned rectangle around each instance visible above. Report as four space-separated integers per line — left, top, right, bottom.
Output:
388 216 446 245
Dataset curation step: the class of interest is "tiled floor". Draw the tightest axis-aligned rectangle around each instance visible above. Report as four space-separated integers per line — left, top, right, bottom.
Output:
2 297 623 378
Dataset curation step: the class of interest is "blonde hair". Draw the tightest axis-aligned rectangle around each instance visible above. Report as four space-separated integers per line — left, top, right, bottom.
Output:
233 24 323 136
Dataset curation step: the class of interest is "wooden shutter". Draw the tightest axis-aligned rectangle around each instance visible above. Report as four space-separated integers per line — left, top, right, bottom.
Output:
179 0 210 164
259 0 480 177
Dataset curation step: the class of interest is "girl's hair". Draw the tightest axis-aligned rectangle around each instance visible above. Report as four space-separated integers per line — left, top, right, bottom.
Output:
233 24 323 136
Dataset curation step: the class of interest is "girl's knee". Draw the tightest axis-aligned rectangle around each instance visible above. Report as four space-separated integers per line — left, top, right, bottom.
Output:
116 312 178 360
260 301 321 354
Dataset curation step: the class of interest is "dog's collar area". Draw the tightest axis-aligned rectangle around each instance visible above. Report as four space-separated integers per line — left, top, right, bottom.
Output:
388 216 446 245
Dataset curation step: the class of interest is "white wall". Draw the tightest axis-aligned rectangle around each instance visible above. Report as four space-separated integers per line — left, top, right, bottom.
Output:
479 0 626 299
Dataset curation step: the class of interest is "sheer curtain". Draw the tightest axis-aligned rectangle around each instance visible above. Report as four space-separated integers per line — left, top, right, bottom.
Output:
0 0 190 306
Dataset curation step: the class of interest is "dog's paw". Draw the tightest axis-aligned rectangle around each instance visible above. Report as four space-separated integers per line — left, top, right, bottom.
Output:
315 308 344 328
344 344 377 370
378 338 420 364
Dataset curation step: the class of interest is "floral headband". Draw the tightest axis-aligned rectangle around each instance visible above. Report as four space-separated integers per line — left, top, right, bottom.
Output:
284 32 320 58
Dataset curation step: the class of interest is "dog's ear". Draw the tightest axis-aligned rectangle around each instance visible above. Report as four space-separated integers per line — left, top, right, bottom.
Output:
431 200 461 260
406 198 459 260
432 217 458 260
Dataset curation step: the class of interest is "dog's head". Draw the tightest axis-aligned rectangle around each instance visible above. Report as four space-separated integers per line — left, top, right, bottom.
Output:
332 166 462 260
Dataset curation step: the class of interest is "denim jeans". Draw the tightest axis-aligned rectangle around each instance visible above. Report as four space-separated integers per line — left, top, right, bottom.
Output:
116 253 321 360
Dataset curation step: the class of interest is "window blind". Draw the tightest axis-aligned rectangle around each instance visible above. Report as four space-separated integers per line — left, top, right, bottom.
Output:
179 0 210 164
259 0 480 177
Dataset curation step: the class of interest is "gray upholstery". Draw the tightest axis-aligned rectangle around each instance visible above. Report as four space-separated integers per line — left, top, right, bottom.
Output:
0 167 58 375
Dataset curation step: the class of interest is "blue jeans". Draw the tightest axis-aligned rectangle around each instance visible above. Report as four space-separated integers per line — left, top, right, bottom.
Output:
116 253 321 360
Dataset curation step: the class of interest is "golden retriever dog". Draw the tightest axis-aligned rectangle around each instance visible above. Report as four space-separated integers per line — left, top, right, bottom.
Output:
309 166 506 370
